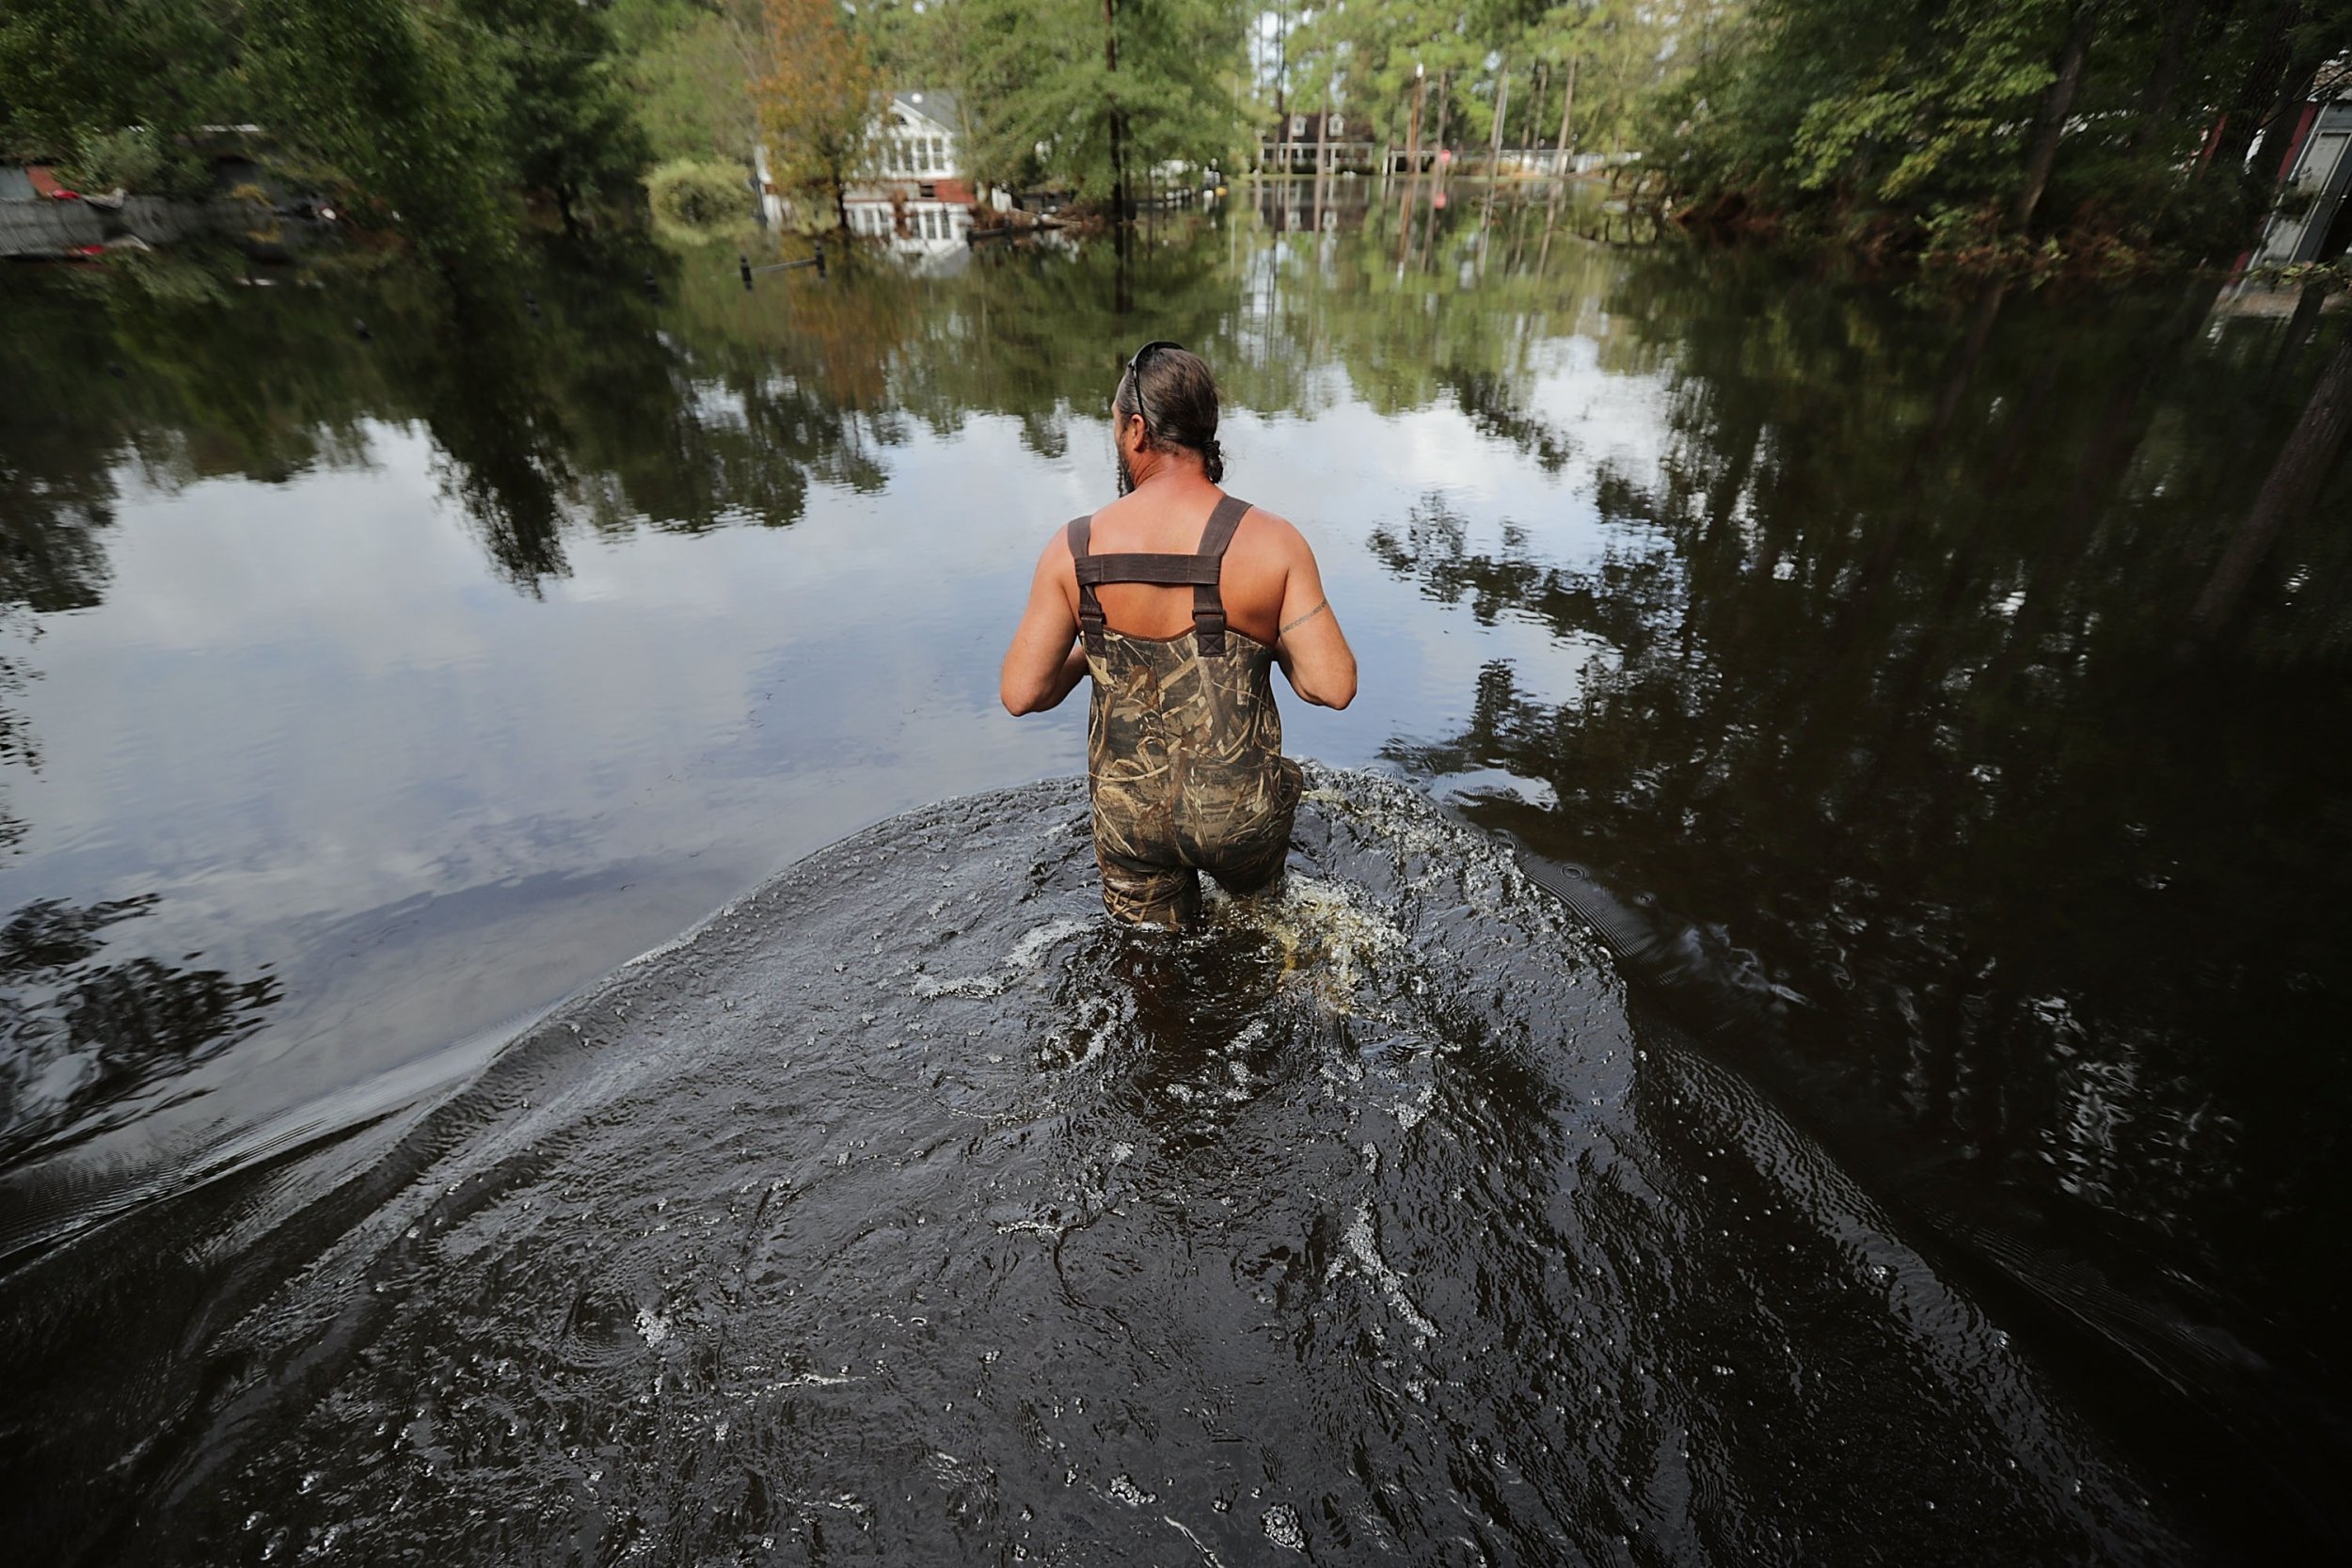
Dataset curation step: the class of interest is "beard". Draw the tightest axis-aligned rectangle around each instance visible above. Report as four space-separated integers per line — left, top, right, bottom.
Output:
1115 443 1135 497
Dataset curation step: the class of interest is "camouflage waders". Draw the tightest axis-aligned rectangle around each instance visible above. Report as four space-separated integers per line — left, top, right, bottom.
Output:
1070 494 1303 927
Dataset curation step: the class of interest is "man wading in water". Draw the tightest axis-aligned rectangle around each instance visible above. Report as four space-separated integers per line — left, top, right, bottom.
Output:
1000 342 1358 927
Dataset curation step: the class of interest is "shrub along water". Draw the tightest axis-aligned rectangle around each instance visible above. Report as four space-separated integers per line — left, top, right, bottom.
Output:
1 0 650 266
1649 0 2352 277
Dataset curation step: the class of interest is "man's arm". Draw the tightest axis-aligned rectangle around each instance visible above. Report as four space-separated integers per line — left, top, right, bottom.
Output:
1000 537 1089 715
1274 539 1357 709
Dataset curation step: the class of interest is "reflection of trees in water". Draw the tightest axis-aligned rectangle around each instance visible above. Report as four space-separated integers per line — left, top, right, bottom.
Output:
1 217 1662 620
1369 263 2352 1378
0 895 281 1165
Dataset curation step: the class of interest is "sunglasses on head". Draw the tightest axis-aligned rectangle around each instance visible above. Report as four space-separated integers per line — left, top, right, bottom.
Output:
1123 340 1184 434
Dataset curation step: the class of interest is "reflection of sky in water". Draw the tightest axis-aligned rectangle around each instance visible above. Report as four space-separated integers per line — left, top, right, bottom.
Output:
7 216 2349 1556
4 335 1661 1173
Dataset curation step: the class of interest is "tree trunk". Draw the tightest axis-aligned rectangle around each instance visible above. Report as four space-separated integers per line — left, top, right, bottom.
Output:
1104 0 1126 225
1403 70 1424 173
1274 0 1290 176
1528 65 1546 172
2200 2 2301 182
2274 278 2328 378
2253 55 2322 182
1556 54 1578 170
2128 0 2201 151
1489 63 1510 172
1433 70 1451 161
2190 327 2352 640
2011 8 2094 231
1398 71 1425 263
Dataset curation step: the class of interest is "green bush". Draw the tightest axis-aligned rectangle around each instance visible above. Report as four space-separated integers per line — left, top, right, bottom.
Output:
644 156 752 240
63 124 162 191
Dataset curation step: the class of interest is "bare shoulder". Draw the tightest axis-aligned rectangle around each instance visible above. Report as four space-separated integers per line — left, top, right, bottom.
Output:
1036 517 1078 567
1237 502 1312 562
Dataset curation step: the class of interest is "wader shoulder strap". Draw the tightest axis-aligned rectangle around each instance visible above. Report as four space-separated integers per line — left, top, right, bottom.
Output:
1190 495 1250 654
1066 515 1107 655
1066 495 1254 655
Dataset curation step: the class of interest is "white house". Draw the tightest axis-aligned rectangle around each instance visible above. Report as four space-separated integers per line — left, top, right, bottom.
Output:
2256 93 2352 268
842 90 976 253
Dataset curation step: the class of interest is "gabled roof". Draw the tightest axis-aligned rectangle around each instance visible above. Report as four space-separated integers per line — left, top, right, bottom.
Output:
892 91 961 134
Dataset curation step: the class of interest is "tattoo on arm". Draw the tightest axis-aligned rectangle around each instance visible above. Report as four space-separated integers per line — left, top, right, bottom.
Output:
1281 598 1330 635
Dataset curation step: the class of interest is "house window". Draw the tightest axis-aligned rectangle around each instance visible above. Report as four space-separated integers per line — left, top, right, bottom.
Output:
1328 115 1344 138
1291 116 1306 137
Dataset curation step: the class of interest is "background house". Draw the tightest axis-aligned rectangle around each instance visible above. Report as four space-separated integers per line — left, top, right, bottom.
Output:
2255 87 2352 269
842 90 975 252
1259 110 1375 175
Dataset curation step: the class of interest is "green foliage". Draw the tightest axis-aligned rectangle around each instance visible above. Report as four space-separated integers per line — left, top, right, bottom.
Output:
60 125 165 192
757 0 879 221
456 0 653 217
1275 2 1710 158
951 0 1251 200
609 0 764 164
4 0 657 264
1657 0 2352 272
0 0 235 155
645 155 755 238
244 0 514 263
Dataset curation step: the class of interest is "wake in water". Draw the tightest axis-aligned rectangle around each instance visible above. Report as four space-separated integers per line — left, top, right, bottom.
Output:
0 770 2192 1564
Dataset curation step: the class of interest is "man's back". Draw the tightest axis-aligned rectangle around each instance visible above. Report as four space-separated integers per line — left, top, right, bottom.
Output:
998 342 1355 923
1026 473 1354 711
1073 480 1295 646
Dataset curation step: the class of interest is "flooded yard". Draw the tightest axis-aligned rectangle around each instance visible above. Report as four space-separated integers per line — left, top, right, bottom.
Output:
2 198 2346 1561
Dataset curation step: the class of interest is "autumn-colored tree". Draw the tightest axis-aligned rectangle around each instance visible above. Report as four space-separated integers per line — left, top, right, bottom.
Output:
757 0 879 231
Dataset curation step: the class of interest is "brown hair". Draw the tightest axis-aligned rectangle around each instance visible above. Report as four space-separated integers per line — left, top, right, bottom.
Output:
1114 344 1225 483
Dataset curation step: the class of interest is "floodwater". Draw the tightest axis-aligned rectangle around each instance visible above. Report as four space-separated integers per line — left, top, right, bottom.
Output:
2 190 2347 1562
